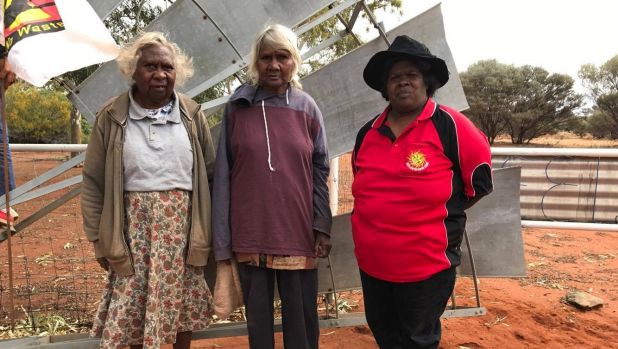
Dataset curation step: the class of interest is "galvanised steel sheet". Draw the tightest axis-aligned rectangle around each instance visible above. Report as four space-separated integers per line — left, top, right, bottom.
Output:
208 5 463 159
461 167 525 277
302 4 469 158
73 0 334 122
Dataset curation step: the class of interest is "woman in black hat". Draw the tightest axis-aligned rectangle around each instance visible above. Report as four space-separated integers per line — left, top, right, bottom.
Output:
351 35 494 348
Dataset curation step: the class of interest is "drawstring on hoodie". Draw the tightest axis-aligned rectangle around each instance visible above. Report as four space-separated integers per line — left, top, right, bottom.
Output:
261 100 275 171
259 85 290 172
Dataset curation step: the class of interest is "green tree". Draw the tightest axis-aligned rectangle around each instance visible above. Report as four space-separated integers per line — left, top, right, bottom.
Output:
5 82 73 143
460 60 518 144
298 0 402 73
461 60 582 144
80 116 92 143
507 66 581 144
579 55 618 138
561 115 589 137
584 110 617 139
104 0 168 45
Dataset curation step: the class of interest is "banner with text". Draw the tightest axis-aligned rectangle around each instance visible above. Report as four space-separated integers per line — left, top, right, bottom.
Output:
1 0 118 86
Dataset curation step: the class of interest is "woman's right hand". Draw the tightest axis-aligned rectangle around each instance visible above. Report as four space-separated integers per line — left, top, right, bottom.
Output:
0 58 16 90
97 257 110 271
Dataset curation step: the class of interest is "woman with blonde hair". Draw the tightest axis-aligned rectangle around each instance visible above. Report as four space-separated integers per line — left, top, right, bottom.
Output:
82 31 215 349
212 24 332 349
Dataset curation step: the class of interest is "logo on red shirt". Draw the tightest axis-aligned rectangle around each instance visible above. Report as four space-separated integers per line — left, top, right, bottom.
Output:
406 150 429 171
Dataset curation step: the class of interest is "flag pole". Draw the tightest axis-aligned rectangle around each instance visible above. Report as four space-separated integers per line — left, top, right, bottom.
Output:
0 80 16 330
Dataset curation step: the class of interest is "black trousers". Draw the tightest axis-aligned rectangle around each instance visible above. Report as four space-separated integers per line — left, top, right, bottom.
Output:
360 267 456 349
238 264 319 349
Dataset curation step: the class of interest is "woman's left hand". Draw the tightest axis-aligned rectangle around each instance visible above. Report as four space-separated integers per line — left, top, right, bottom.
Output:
314 231 332 258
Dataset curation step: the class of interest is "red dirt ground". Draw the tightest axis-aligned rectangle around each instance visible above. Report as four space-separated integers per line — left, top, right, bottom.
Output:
193 223 618 349
1 137 617 348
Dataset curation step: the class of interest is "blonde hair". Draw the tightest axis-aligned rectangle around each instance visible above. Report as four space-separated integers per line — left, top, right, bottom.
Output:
247 24 303 89
116 31 194 86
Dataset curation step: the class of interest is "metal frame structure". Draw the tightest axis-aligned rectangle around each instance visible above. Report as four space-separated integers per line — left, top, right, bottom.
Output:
2 1 476 339
4 0 466 259
3 0 473 253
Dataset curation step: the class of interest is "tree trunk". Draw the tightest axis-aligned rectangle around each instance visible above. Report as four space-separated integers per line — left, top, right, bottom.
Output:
70 106 81 158
62 78 82 158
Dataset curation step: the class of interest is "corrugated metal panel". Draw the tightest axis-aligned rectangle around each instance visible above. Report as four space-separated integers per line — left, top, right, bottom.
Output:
493 155 618 223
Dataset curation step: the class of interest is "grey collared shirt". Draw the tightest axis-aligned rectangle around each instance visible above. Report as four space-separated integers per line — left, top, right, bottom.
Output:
123 92 193 192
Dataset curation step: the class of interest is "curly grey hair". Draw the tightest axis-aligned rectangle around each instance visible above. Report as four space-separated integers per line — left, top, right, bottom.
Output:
116 31 194 86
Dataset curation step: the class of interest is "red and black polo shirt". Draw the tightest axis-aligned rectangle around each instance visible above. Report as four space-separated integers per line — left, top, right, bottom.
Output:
351 98 493 282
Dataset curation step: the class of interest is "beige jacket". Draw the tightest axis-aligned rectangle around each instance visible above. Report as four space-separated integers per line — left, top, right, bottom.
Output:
81 91 216 276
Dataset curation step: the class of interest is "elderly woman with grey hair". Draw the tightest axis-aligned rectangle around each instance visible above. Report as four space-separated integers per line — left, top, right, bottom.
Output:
82 31 215 349
212 24 332 349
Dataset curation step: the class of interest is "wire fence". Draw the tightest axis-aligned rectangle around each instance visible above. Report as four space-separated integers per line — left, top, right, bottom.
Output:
0 152 104 337
0 151 360 337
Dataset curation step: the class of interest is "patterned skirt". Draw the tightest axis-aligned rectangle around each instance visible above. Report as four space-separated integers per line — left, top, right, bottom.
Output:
91 190 213 349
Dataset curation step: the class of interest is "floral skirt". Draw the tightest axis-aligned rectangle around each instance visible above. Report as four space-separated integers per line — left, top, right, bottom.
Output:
91 190 213 349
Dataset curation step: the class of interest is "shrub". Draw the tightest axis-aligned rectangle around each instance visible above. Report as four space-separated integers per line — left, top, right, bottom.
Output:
5 82 72 144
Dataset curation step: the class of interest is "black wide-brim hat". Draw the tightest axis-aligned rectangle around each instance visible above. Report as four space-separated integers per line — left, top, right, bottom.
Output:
363 35 449 92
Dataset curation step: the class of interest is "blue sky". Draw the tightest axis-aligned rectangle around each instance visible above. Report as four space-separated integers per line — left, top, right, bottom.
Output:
375 0 618 91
